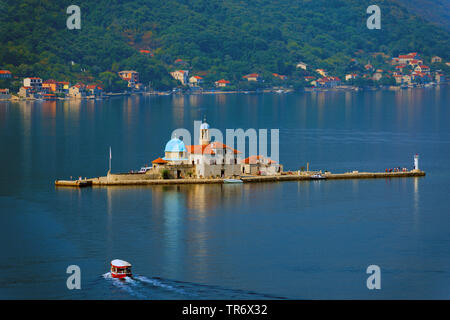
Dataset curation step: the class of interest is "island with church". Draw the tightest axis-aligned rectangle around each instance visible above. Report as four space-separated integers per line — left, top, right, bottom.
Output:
55 120 425 187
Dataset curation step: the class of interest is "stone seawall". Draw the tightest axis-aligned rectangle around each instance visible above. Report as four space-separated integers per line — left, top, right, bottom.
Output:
55 170 425 187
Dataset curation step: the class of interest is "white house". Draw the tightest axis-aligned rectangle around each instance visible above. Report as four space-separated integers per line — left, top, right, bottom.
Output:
189 76 204 87
170 70 189 85
23 77 42 90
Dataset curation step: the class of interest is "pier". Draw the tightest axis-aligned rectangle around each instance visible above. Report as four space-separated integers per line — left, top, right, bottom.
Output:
55 170 425 187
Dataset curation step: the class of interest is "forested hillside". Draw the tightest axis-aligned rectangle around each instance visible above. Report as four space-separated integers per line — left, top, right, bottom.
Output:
395 0 450 30
0 0 449 90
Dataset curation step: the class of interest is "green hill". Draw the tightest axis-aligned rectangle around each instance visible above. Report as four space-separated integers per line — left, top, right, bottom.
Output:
0 0 449 90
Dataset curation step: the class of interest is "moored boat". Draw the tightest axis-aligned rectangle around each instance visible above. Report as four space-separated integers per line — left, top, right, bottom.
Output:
223 178 243 184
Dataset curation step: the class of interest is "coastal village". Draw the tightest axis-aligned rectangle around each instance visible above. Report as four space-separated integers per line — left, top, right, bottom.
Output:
0 51 448 101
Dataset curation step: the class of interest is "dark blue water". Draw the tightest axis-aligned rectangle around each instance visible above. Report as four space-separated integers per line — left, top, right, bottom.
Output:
1 88 449 299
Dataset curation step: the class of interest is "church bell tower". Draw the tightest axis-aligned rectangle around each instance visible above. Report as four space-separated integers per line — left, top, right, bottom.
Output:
199 117 210 145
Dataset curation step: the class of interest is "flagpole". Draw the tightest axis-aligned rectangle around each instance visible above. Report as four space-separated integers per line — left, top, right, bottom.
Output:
109 146 112 173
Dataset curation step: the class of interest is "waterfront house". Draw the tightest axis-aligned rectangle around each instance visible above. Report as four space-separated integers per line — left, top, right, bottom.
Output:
42 79 59 92
189 76 204 87
296 62 308 70
215 79 230 87
69 84 86 98
242 73 261 82
241 155 282 176
18 86 35 98
23 77 42 91
57 81 70 93
0 70 12 78
313 76 341 88
118 70 140 89
170 70 189 85
86 84 103 97
0 88 10 100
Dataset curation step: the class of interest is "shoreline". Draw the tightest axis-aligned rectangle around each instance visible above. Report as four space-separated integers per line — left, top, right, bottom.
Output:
55 170 426 188
2 83 447 102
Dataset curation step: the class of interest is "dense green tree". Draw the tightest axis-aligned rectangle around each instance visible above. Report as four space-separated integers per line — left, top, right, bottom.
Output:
0 0 448 92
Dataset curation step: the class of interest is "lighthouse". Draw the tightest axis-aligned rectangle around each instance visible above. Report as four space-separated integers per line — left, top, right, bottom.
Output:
414 154 419 171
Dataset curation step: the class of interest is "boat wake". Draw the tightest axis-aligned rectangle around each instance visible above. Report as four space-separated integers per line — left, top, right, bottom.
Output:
102 273 287 299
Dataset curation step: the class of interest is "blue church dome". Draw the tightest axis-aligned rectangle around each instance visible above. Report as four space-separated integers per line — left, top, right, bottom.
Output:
164 137 187 153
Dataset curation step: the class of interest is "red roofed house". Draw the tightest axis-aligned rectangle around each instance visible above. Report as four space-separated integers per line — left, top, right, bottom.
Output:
42 79 59 92
215 79 230 87
431 56 442 63
69 83 86 98
395 52 421 65
241 155 282 175
272 73 287 80
409 59 423 67
313 76 341 88
18 86 35 98
151 157 168 169
118 70 140 89
0 70 12 78
415 65 430 74
139 49 154 56
170 70 189 85
189 75 204 87
86 84 103 97
242 73 261 82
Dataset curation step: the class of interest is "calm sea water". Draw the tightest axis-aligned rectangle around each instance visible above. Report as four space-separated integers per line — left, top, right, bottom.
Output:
0 87 449 299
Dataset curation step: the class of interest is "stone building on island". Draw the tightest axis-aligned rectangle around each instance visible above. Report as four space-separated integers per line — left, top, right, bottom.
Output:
107 120 282 182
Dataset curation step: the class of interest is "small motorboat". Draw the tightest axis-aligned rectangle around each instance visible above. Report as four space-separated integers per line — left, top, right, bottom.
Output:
138 166 152 173
223 178 243 184
110 259 132 279
310 174 326 180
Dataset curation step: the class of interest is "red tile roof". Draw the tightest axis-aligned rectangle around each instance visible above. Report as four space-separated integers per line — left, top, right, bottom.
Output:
0 70 11 74
216 79 230 84
241 155 276 164
152 157 168 164
186 142 241 155
243 73 260 78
